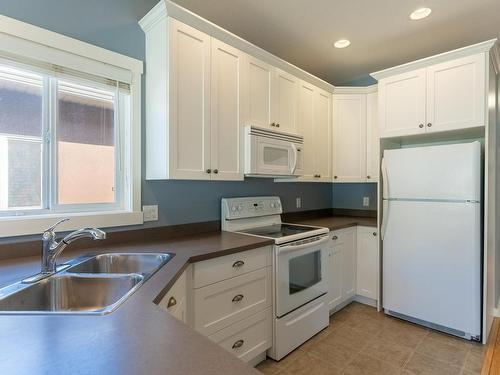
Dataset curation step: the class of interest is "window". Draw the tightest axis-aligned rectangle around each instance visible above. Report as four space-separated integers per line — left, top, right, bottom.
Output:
0 64 127 215
0 15 143 237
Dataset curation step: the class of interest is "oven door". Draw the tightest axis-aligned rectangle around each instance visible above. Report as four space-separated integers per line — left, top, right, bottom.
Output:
275 235 328 317
249 135 303 177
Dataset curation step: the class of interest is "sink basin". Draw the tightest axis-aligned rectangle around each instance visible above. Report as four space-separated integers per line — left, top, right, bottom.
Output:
66 253 172 278
0 274 143 314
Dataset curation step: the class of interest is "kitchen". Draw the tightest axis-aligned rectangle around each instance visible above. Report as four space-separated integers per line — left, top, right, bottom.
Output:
0 0 498 374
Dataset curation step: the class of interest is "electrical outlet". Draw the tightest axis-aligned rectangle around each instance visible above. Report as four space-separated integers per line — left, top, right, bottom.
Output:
363 197 370 207
296 197 301 208
143 205 158 221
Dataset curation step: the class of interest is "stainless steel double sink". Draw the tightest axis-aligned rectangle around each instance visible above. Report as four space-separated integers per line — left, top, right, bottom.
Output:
0 253 172 315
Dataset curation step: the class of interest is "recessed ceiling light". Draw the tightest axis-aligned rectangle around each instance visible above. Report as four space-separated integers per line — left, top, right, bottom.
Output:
334 39 351 49
410 7 432 20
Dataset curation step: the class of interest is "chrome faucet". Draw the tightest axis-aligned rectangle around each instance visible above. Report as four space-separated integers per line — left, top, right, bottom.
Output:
23 218 106 283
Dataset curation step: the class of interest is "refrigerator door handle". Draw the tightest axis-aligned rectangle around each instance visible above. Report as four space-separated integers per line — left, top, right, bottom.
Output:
381 199 389 240
381 157 389 199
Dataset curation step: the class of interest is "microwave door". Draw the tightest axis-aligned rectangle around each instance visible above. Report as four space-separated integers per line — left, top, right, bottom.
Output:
256 137 293 176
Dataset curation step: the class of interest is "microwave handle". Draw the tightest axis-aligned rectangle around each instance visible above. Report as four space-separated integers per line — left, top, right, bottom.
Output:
277 235 329 254
291 143 298 174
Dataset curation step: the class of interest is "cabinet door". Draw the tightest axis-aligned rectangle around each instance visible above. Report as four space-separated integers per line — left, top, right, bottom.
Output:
342 228 357 300
332 94 367 182
328 245 343 310
297 80 315 180
273 68 298 133
426 53 486 133
169 19 211 180
159 269 187 323
366 92 379 182
378 69 426 138
356 227 378 300
246 55 273 128
210 39 244 181
314 89 332 181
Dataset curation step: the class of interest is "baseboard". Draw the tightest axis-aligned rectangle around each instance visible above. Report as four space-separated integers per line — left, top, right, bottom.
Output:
329 295 378 315
249 352 267 367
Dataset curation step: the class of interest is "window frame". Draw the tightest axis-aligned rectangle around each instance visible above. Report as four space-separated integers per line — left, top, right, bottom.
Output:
0 15 143 237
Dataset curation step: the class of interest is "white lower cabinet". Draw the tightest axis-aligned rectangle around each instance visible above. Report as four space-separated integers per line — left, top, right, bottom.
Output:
158 268 188 323
208 308 272 363
327 225 378 312
356 227 379 300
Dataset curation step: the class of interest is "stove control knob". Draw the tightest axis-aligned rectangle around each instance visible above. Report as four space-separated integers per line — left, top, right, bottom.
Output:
231 206 237 212
270 202 275 208
237 205 243 211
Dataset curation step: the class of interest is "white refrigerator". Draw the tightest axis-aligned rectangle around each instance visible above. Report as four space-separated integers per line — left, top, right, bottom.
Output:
381 141 481 340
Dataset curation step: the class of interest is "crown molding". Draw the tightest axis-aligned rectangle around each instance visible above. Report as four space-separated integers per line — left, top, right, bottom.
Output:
334 84 377 95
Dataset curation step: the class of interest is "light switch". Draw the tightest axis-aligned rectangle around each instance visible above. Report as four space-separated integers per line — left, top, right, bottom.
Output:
143 205 159 221
363 197 370 207
296 197 301 208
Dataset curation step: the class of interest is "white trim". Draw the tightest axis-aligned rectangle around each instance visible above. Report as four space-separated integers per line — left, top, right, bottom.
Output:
334 84 377 95
370 39 497 80
139 0 335 93
0 211 143 237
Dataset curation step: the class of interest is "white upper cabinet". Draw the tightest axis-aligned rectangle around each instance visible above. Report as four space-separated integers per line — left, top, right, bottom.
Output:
378 69 426 138
314 89 332 181
375 51 488 139
366 92 379 182
297 81 332 182
169 20 211 180
246 55 273 128
272 68 299 133
426 54 485 133
210 39 245 180
333 94 367 182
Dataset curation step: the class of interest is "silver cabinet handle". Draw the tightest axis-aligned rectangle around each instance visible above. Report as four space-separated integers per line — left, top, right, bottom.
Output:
373 232 377 236
419 124 424 128
206 169 212 174
232 294 244 302
232 260 245 268
232 340 244 349
427 123 432 127
167 296 177 308
213 169 218 174
332 235 338 240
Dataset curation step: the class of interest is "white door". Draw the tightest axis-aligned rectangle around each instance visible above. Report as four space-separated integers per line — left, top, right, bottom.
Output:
210 39 244 181
382 141 481 201
314 89 332 181
297 80 315 180
366 91 379 182
378 69 426 138
273 68 298 133
328 239 343 311
342 227 357 300
333 94 367 182
169 19 211 180
383 200 481 337
426 53 486 133
246 55 273 128
356 226 378 300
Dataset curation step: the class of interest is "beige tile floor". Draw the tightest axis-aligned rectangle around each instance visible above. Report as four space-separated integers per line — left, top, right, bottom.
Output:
256 302 485 375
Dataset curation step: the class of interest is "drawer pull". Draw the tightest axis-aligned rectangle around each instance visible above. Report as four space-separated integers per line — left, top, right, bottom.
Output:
232 260 245 268
232 294 244 303
332 235 338 240
167 296 177 308
232 339 244 349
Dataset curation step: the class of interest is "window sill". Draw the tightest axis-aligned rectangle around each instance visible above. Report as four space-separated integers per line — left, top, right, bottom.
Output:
0 210 144 238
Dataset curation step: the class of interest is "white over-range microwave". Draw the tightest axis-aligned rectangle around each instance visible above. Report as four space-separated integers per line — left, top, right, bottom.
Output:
244 125 304 178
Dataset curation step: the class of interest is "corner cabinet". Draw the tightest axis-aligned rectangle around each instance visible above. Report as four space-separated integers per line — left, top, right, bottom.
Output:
142 18 244 180
376 52 487 138
332 88 378 183
356 226 378 300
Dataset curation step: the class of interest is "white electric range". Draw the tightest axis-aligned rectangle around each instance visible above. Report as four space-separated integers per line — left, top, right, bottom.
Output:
221 196 330 360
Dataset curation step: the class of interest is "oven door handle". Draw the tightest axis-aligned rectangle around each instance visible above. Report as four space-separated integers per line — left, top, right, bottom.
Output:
277 235 329 254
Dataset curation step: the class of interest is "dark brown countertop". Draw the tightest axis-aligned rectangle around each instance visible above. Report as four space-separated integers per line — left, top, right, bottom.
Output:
288 215 377 231
0 231 273 375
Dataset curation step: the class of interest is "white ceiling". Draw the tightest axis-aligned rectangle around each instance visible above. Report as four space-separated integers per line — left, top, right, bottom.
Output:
171 0 500 85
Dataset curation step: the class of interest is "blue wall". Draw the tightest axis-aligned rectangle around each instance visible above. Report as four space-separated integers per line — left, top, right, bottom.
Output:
332 183 378 211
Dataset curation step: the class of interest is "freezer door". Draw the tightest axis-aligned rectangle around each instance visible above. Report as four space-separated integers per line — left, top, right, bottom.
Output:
383 142 481 201
383 200 481 337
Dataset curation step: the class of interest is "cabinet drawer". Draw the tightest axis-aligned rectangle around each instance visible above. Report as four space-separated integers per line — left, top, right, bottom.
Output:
159 269 187 322
193 246 271 288
208 308 272 363
194 266 272 336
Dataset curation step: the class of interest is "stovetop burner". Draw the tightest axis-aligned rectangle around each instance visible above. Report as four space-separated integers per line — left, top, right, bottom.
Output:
239 224 318 239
